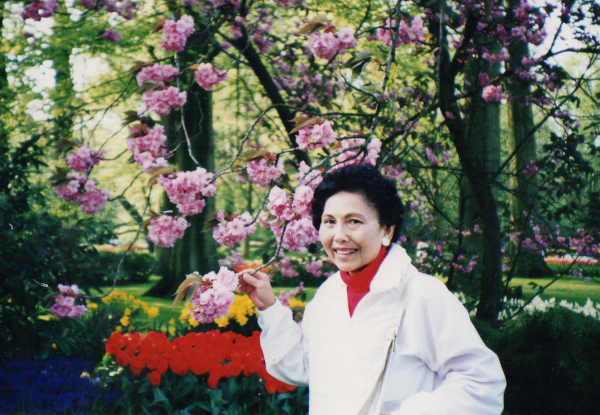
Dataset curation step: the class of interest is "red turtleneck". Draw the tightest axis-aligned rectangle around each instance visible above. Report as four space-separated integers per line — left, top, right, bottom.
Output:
340 246 388 317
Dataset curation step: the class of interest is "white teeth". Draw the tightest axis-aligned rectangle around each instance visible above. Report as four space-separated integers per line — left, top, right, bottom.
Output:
335 249 357 254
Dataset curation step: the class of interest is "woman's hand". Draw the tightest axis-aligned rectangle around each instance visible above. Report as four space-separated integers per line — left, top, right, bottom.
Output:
237 270 276 310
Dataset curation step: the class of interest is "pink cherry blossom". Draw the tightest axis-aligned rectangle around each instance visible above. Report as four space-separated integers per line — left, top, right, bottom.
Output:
128 124 172 171
56 173 110 213
157 167 216 216
267 186 295 221
291 185 314 217
142 87 187 115
66 145 106 173
272 217 319 252
147 215 189 248
189 267 239 323
20 0 59 21
277 257 299 278
424 147 439 164
58 284 82 296
295 120 337 151
218 250 246 268
79 0 96 9
337 28 357 51
335 138 381 167
136 64 179 88
160 15 195 52
307 32 340 60
482 85 506 103
247 156 285 187
195 63 229 91
213 211 257 247
50 295 87 318
296 161 323 190
278 290 291 306
378 16 424 47
305 260 323 277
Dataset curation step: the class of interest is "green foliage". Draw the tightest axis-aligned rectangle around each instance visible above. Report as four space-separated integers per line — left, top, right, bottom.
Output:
476 308 600 415
545 262 600 279
86 251 156 286
95 356 308 415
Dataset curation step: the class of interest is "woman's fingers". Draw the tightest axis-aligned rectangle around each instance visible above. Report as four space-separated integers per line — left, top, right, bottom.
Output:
237 270 276 310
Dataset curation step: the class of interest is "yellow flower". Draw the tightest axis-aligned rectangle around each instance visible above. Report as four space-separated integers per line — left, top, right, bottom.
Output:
120 316 130 326
8 298 12 303
169 318 175 325
86 300 98 310
215 316 230 327
124 308 131 316
168 326 176 336
289 298 307 308
80 372 90 378
145 306 159 318
52 343 57 350
116 326 122 333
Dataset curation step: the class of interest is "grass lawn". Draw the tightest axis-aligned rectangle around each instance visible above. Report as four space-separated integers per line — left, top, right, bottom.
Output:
94 274 599 325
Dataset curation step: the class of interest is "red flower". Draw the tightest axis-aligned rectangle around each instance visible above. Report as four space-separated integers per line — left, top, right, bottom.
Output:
148 370 161 386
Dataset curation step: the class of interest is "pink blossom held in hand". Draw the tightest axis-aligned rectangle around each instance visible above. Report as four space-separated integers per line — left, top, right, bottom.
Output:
295 120 337 151
195 63 228 91
160 15 195 52
189 267 238 323
157 167 216 216
142 87 187 116
50 295 87 318
482 85 506 103
147 215 189 248
66 145 106 173
137 64 179 88
307 31 340 60
213 211 257 248
20 0 59 21
247 156 285 187
102 28 122 43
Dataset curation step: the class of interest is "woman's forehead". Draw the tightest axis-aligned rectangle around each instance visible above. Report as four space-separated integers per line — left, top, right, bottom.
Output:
322 191 377 217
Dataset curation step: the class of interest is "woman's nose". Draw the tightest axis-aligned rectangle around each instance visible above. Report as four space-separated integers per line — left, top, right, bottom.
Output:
333 225 349 242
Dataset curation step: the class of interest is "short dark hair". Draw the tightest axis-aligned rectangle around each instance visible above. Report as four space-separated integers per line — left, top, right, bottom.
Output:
311 164 404 242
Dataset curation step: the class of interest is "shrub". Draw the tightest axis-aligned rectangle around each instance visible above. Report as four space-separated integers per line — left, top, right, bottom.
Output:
476 308 600 415
86 251 155 286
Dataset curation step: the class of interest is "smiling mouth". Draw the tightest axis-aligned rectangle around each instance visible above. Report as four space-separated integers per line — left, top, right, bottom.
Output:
333 248 358 255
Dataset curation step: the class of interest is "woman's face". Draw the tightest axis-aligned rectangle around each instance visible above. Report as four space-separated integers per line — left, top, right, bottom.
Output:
319 191 394 275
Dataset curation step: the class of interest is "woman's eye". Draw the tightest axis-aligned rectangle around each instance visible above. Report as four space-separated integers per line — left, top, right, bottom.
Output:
349 219 362 224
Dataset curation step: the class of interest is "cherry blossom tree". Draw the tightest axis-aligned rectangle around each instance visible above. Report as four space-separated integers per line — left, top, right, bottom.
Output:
6 0 600 322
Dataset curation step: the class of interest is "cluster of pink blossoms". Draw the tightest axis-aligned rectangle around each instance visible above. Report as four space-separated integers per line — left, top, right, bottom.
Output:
296 161 323 191
246 156 285 188
66 145 106 173
307 28 356 60
157 167 217 217
267 185 314 221
142 87 187 116
137 64 179 88
424 147 452 165
212 211 257 248
49 284 87 319
56 173 110 214
377 16 424 47
195 63 229 91
276 257 299 278
160 15 195 51
147 215 188 248
189 267 239 323
522 160 539 176
305 260 323 277
276 217 319 252
335 138 382 167
218 250 246 268
20 0 59 21
128 124 171 172
295 120 337 151
482 85 507 103
79 0 136 20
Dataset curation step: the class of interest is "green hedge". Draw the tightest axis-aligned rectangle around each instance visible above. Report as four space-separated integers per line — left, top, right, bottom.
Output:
475 308 600 415
83 251 155 286
545 262 600 278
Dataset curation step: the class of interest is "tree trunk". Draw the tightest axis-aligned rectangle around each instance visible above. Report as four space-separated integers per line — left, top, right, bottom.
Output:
434 4 504 322
146 83 218 297
505 0 553 278
451 54 501 291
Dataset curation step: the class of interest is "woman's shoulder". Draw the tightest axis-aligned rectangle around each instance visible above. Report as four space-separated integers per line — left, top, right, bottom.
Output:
404 270 461 308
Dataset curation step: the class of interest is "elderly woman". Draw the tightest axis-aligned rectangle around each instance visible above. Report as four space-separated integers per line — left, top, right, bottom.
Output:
239 164 506 415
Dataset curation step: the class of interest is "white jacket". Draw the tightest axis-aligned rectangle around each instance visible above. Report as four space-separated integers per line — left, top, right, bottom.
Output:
258 244 506 415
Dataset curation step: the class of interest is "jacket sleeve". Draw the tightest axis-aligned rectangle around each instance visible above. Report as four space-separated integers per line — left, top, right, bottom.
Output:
393 279 506 415
257 299 310 386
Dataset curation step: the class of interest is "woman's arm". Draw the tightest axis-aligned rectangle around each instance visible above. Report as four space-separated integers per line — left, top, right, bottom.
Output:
238 271 310 386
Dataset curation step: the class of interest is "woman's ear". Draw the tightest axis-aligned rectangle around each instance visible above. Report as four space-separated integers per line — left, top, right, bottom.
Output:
382 225 395 246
